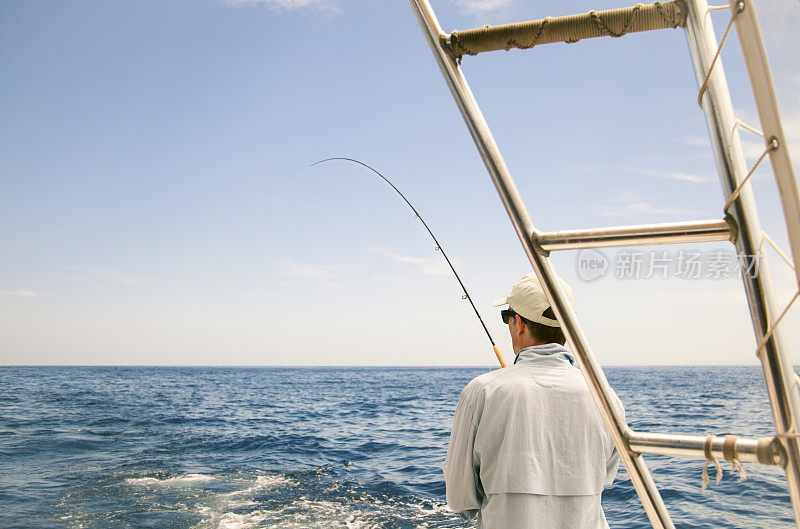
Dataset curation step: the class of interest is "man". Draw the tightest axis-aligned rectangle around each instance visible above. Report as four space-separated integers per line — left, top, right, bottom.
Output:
444 272 624 529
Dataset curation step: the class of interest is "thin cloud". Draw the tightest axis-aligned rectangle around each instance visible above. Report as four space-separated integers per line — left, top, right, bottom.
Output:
281 258 331 280
592 201 692 218
453 0 515 16
740 137 771 164
560 190 691 218
1 288 41 297
369 246 450 277
222 0 337 11
679 133 772 178
637 167 711 183
654 290 742 305
681 136 711 148
66 266 149 287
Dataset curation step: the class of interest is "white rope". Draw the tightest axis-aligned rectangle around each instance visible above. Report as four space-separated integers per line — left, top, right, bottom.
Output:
730 118 765 152
721 435 748 482
761 231 796 271
697 1 745 108
701 434 723 489
735 118 765 138
723 138 778 213
731 458 747 481
755 290 800 358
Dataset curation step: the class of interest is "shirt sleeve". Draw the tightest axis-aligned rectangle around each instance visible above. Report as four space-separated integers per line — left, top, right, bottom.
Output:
444 380 485 514
604 391 627 488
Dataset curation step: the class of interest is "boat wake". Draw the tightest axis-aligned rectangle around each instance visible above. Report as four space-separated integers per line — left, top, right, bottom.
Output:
59 466 465 529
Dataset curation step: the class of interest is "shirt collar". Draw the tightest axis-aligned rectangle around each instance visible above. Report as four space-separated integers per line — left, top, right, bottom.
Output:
513 343 576 366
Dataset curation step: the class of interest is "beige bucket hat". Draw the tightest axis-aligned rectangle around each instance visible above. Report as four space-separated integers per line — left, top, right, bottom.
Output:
493 272 574 327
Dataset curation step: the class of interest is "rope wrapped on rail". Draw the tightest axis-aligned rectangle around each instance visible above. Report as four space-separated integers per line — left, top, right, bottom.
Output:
723 435 748 481
446 1 687 60
701 434 722 489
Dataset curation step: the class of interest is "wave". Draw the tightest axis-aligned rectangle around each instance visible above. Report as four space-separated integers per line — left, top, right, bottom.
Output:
126 473 215 486
4 366 795 529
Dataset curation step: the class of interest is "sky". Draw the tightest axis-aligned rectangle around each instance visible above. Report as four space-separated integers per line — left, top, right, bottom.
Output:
1 0 798 366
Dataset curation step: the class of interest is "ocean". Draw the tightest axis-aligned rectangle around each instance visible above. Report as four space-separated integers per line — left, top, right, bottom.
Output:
0 366 794 528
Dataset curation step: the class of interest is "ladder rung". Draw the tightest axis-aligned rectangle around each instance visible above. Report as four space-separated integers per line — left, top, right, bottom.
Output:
445 1 686 60
627 430 782 466
536 218 735 251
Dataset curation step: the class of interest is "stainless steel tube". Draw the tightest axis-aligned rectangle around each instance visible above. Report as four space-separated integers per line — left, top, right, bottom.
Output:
683 0 800 525
730 0 800 290
628 431 783 465
537 218 733 251
407 1 675 527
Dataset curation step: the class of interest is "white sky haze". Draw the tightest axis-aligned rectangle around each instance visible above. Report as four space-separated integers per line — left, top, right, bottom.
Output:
1 0 799 366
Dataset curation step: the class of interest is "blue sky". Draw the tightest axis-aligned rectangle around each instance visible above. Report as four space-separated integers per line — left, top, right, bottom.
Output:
1 0 798 366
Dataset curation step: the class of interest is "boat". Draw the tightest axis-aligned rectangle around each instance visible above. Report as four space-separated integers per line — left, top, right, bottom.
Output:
406 1 800 527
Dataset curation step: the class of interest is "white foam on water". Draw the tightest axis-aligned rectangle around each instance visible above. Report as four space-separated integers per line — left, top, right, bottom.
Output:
223 498 258 509
246 474 293 491
193 473 300 528
116 470 462 529
344 513 382 529
126 473 215 486
223 474 294 497
194 495 458 529
412 500 453 516
195 499 371 528
215 510 269 529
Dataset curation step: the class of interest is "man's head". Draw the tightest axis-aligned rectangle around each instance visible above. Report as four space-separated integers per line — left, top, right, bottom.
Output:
494 273 573 352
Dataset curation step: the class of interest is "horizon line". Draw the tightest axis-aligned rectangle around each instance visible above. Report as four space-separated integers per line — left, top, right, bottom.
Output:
0 363 774 368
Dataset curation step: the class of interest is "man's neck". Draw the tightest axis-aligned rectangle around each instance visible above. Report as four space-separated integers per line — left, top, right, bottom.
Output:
515 339 543 354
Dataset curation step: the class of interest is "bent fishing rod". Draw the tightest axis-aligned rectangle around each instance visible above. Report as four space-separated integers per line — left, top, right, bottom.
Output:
310 157 507 368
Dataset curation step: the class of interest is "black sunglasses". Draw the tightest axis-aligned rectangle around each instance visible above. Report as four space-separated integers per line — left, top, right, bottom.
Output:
501 309 517 324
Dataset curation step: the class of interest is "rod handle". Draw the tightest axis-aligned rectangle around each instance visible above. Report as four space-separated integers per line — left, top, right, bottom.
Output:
493 345 508 368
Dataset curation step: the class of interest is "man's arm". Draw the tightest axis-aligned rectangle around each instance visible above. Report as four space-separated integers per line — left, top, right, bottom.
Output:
604 391 627 488
444 380 484 514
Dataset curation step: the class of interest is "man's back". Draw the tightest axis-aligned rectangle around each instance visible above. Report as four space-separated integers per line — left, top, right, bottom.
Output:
444 344 624 529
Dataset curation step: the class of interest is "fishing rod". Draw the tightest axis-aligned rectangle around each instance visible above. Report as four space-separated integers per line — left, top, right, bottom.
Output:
309 157 507 368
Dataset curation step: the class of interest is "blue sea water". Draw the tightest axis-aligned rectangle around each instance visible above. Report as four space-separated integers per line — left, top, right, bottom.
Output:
0 366 794 528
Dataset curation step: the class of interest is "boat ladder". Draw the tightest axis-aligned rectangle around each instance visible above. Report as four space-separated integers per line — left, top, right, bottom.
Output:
406 0 800 527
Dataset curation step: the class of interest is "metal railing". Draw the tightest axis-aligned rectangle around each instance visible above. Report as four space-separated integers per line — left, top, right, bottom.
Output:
407 0 800 527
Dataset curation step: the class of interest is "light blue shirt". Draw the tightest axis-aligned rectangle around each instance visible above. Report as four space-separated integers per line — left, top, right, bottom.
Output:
444 344 624 528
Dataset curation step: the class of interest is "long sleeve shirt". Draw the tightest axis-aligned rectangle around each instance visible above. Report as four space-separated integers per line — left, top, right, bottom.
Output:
444 343 625 529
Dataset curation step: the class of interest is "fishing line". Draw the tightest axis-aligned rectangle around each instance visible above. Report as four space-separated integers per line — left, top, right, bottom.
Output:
248 165 314 222
308 157 507 368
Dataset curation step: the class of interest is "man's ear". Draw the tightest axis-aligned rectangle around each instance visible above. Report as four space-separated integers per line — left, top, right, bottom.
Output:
514 314 526 337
